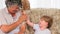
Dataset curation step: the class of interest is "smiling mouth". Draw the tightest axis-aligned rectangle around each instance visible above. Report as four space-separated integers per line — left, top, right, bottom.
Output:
13 10 18 13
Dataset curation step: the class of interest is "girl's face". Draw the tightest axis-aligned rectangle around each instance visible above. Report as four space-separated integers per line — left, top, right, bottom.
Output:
39 19 48 27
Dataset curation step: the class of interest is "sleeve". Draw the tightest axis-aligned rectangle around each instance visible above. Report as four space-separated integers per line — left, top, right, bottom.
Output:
0 13 7 26
33 24 39 30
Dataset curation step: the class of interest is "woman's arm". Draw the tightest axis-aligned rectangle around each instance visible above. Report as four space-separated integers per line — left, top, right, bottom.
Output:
0 14 27 33
17 24 26 34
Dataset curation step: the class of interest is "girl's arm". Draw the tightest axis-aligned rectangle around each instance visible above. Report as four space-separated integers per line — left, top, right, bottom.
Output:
26 18 34 27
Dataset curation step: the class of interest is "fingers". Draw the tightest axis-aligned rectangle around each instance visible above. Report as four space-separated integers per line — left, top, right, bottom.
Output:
19 14 27 21
18 11 28 22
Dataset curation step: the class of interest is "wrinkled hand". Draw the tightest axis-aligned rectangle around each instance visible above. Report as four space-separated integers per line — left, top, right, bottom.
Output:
18 14 27 22
19 12 27 21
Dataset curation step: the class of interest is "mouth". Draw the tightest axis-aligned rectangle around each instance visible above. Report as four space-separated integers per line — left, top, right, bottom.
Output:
13 10 18 13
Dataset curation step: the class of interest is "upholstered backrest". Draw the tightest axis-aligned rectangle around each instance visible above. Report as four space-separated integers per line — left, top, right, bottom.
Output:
25 8 60 34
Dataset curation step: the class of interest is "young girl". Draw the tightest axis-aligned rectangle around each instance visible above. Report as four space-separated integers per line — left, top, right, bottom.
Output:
26 16 53 34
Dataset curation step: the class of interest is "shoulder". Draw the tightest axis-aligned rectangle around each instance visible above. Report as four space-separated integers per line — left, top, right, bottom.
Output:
0 8 7 22
46 29 51 34
0 9 5 17
33 24 39 30
0 9 3 14
0 8 6 14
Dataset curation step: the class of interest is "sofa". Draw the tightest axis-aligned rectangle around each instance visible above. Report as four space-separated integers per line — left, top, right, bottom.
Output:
25 8 60 34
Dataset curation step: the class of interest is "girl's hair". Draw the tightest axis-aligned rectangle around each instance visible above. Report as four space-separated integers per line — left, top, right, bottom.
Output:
40 15 53 28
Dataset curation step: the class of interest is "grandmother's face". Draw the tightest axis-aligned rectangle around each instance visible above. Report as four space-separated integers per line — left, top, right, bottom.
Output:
8 5 19 14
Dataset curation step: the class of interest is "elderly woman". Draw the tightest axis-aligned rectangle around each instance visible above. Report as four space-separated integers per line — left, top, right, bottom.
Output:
0 0 27 34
